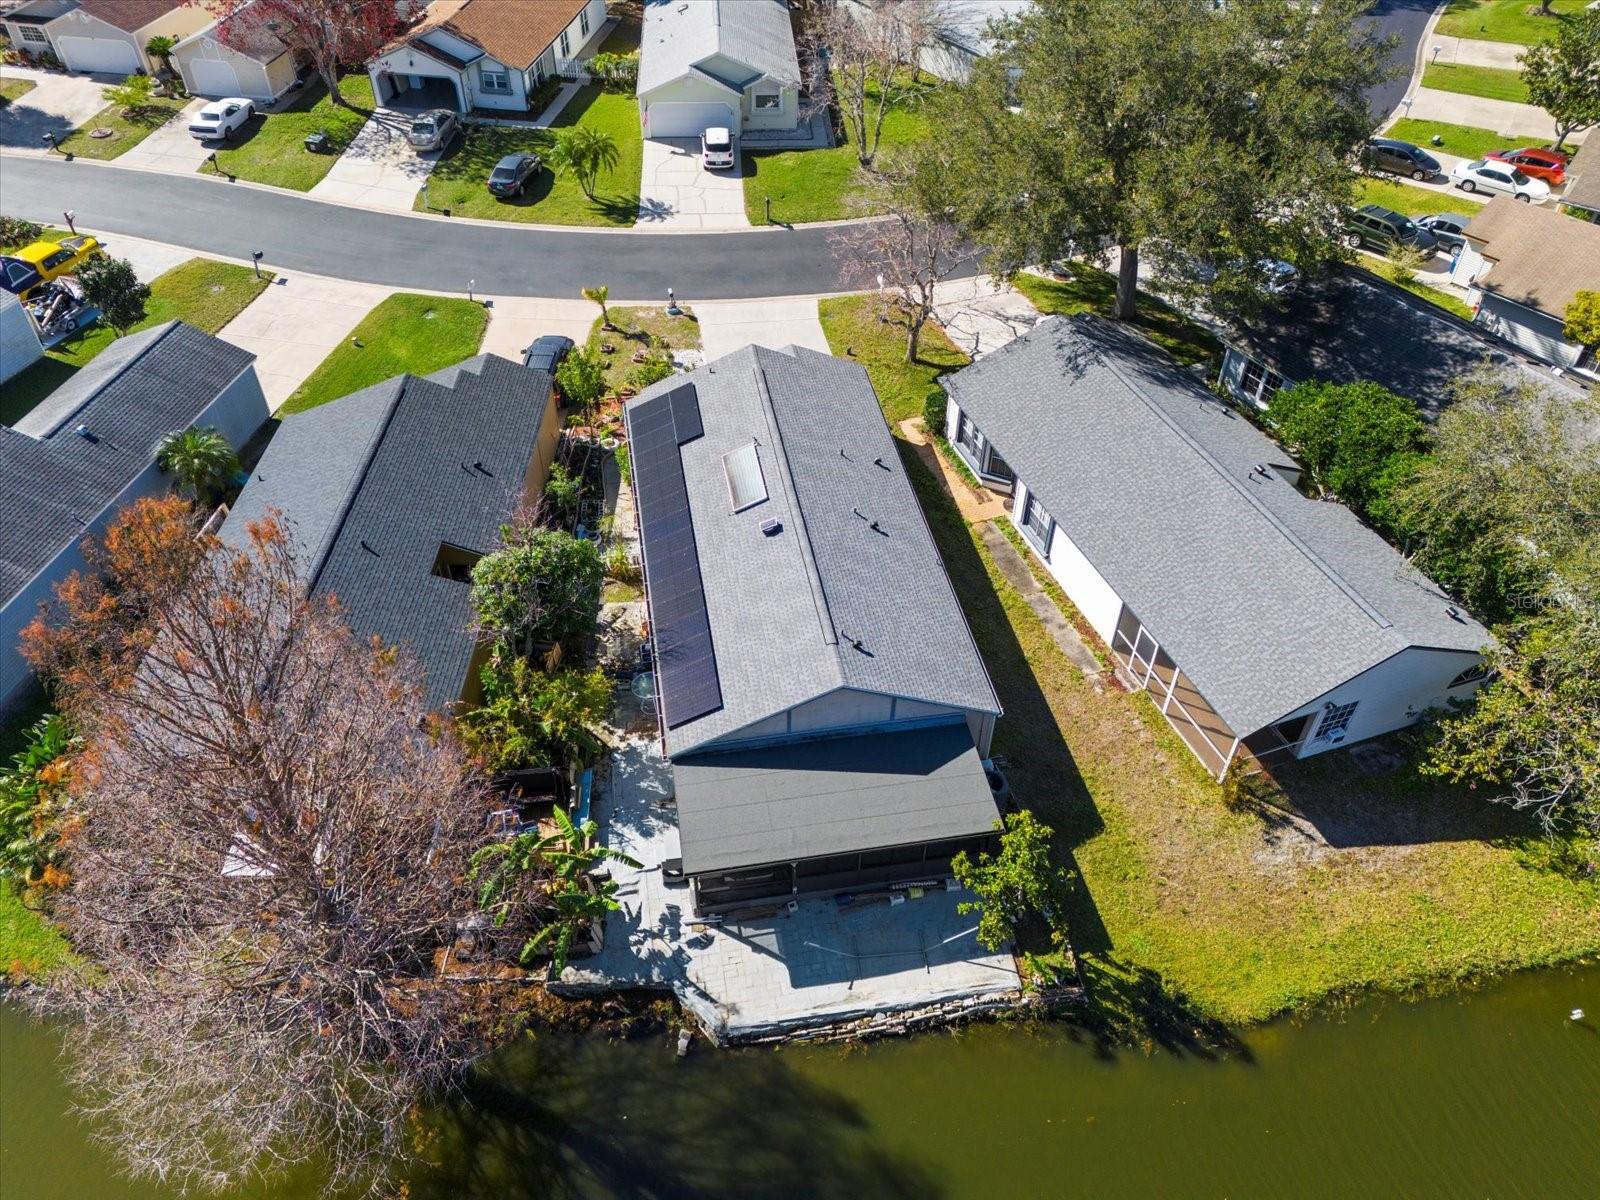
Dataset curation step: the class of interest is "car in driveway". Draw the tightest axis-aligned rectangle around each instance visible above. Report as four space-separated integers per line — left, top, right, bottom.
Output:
522 334 574 374
701 126 735 170
408 110 459 152
1450 158 1550 203
1342 205 1438 258
1364 137 1442 182
1415 212 1472 253
0 235 101 300
188 98 255 142
1486 147 1567 187
487 153 542 198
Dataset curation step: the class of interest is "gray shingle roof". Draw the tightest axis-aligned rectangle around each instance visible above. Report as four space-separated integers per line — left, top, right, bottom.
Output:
944 314 1490 737
625 344 1000 757
638 0 799 96
221 354 553 713
1 321 255 606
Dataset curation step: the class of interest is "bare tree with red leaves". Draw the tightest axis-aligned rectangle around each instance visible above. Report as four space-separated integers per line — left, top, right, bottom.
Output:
207 0 403 108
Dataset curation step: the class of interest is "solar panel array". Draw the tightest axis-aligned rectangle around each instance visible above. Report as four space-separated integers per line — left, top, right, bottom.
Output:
629 384 723 729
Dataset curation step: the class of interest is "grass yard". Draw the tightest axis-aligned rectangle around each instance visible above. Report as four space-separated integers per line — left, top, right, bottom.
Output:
0 258 270 427
0 78 36 105
418 88 642 226
1360 261 1478 322
280 293 488 415
585 304 703 397
1422 62 1530 104
212 75 374 191
0 883 75 981
744 77 935 225
1436 0 1587 45
817 293 969 425
1384 118 1551 163
1012 264 1222 369
822 305 1600 1028
55 95 187 160
1356 176 1474 219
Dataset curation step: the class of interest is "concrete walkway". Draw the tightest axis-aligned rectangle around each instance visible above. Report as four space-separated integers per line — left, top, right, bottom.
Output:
694 296 829 359
979 523 1107 687
932 275 1040 358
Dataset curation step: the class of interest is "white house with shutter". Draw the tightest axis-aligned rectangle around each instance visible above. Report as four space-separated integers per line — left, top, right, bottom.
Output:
636 0 800 139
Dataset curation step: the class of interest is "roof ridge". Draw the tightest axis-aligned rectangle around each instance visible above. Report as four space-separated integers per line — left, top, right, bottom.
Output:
304 377 409 594
34 320 182 440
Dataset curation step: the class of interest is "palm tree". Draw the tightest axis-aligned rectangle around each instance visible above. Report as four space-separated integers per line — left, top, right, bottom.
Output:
144 35 176 79
549 127 620 201
582 283 613 330
155 426 239 503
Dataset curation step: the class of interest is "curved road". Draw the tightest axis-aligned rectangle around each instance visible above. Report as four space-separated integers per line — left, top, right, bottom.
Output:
1364 0 1439 123
0 155 893 299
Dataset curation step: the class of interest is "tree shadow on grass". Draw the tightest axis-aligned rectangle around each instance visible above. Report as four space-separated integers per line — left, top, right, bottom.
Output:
1065 955 1250 1064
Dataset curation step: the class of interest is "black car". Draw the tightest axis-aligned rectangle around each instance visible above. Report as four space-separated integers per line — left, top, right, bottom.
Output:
1415 212 1471 253
522 334 574 374
1365 137 1442 182
487 153 543 198
1342 204 1439 259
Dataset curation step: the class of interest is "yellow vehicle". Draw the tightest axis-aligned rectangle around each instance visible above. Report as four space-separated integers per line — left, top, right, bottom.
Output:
0 235 101 300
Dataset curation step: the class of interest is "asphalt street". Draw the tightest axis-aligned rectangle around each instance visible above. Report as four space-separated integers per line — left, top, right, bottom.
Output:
0 155 910 300
1363 0 1438 123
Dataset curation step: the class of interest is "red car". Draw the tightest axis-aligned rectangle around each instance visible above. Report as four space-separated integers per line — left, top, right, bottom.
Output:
1486 147 1568 186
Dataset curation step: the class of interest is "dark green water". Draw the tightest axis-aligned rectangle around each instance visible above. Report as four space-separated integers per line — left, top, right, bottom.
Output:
4 963 1598 1199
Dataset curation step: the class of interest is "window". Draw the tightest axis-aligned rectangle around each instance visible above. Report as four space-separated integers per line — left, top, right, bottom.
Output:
431 544 482 583
1239 357 1284 408
559 30 570 57
722 443 767 511
753 90 781 110
956 411 985 461
1448 663 1491 689
1314 701 1359 740
19 25 47 44
480 67 510 94
1020 491 1054 553
580 7 590 36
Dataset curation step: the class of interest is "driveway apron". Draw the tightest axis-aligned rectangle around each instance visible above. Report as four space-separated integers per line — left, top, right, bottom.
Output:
694 297 828 358
637 136 749 229
114 100 214 173
308 108 442 212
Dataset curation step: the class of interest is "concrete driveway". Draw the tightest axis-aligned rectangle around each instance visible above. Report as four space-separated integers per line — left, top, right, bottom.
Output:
694 297 828 359
115 99 213 173
308 108 442 211
0 65 110 151
479 296 594 363
637 136 749 230
933 276 1041 358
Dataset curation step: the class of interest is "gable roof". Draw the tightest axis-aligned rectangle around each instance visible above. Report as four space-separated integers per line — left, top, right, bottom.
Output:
624 344 1000 758
1 321 255 606
184 0 289 63
388 0 588 71
945 314 1489 738
927 0 1031 56
1465 194 1600 320
75 0 187 32
1565 159 1600 215
220 354 553 713
638 0 799 96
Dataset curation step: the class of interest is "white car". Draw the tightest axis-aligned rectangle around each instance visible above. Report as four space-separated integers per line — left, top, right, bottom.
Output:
188 98 255 142
701 126 735 170
1449 158 1550 203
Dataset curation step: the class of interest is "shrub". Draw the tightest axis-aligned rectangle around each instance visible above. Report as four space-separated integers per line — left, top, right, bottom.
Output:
1264 379 1427 514
1565 290 1600 353
0 216 43 250
952 809 1074 952
604 541 639 584
0 713 79 887
628 352 674 391
102 73 156 117
922 389 947 437
588 50 639 92
470 528 603 654
614 442 630 485
458 657 612 773
543 463 581 521
556 347 607 419
77 254 150 335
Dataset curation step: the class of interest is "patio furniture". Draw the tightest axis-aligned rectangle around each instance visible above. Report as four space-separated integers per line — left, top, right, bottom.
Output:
631 671 656 714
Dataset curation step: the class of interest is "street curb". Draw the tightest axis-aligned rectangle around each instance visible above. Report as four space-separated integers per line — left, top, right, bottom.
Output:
1380 1 1450 132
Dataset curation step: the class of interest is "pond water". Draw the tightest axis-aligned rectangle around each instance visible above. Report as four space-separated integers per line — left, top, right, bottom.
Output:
4 962 1598 1199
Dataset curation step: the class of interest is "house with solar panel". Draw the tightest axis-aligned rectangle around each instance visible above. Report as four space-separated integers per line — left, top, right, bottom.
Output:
623 345 1005 916
942 313 1492 781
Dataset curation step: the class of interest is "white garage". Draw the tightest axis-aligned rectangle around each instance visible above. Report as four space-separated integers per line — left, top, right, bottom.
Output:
644 100 736 139
54 34 139 75
185 57 240 98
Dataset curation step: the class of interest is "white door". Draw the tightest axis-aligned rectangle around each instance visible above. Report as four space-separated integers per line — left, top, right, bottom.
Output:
55 36 140 75
186 58 241 98
646 100 735 139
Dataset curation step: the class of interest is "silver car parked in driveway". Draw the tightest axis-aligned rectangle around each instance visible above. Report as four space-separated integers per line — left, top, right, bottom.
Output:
407 109 460 152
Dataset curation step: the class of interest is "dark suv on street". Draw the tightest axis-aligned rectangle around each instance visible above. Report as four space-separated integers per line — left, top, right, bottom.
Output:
1364 137 1442 182
1342 205 1439 259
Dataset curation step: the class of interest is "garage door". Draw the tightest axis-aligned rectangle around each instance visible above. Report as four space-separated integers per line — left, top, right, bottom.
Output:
646 101 736 139
186 58 242 98
55 36 139 76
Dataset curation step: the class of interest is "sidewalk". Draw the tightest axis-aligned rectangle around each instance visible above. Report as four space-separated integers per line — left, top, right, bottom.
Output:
1406 88 1585 146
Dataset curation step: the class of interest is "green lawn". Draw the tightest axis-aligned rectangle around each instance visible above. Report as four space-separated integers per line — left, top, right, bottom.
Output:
1356 176 1475 219
212 75 374 191
1384 118 1551 163
585 304 702 397
0 883 74 981
744 77 935 225
1422 62 1530 104
821 306 1600 1028
279 293 488 415
418 88 642 226
0 78 36 105
1436 0 1587 45
55 95 187 160
0 259 271 427
1011 264 1222 369
817 293 970 425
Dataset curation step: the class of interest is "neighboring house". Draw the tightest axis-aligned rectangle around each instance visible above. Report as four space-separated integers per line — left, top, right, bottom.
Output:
622 344 1003 916
1217 267 1567 418
637 0 800 139
1463 196 1600 370
367 0 608 114
847 0 1029 83
220 354 563 714
1 322 266 711
1 0 211 75
172 1 306 101
944 314 1491 781
0 291 43 385
1563 157 1600 225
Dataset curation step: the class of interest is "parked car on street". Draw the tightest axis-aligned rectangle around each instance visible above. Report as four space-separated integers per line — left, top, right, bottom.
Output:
1485 146 1568 187
701 126 735 170
1450 158 1551 203
1415 212 1472 253
522 334 574 374
1364 137 1442 182
408 110 459 152
188 98 255 142
1342 205 1439 258
487 153 542 198
0 235 100 300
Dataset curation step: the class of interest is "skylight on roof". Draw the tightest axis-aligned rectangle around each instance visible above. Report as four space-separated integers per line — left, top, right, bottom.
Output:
722 442 767 512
